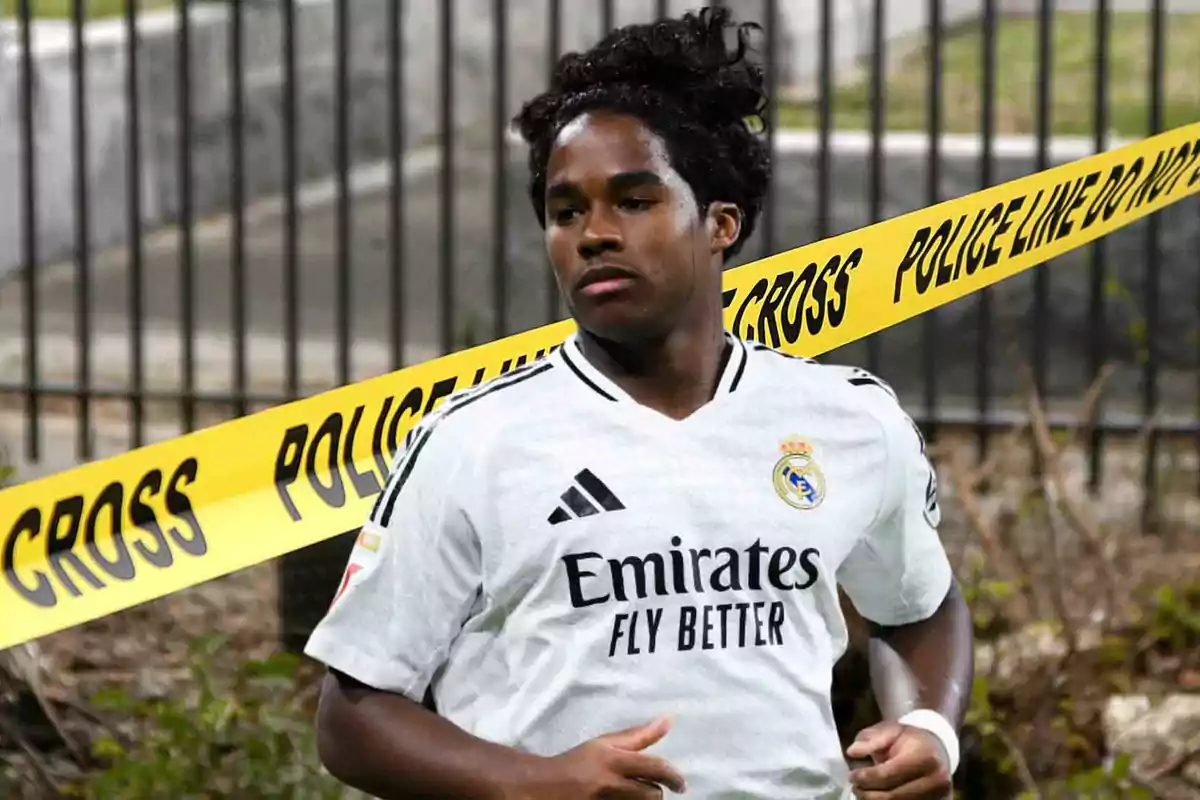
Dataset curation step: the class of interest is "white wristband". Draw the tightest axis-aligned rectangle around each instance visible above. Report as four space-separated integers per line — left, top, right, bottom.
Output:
898 709 960 774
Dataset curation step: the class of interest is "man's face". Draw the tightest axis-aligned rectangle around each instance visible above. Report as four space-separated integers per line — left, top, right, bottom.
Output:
542 111 734 342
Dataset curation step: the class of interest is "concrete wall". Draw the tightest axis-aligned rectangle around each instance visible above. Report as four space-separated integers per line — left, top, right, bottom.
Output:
0 0 986 282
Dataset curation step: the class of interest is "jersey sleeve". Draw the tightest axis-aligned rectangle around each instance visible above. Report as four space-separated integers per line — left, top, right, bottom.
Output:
303 415 483 700
835 375 954 626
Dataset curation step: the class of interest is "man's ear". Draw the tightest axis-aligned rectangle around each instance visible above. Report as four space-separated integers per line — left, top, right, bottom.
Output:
707 202 742 256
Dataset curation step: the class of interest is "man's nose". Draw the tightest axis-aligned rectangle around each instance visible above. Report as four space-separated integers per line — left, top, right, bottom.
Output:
577 208 623 260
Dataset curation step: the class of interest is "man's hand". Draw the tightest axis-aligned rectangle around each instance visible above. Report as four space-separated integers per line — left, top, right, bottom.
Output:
506 717 687 799
845 721 951 799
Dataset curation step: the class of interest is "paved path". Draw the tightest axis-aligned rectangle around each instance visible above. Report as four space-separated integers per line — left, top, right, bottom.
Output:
0 133 556 399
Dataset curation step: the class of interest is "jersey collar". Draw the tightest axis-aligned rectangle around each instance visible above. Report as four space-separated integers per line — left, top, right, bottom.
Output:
555 329 749 406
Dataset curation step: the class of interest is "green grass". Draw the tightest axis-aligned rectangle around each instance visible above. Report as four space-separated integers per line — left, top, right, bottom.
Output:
778 12 1200 137
0 0 174 19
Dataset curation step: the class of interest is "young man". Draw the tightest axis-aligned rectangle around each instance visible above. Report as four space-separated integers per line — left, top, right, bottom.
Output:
304 7 973 799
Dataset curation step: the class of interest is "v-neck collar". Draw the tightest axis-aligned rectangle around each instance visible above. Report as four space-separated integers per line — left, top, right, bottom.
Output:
555 330 749 424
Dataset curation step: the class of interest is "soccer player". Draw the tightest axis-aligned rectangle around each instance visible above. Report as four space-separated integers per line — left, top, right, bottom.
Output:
303 6 973 799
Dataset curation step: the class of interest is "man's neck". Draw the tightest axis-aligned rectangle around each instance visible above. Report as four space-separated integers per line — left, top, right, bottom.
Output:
577 318 730 421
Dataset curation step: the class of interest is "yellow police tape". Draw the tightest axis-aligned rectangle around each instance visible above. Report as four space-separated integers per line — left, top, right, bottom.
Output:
2 122 1199 651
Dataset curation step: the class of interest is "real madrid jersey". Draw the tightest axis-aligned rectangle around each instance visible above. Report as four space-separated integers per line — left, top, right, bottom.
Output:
303 329 954 800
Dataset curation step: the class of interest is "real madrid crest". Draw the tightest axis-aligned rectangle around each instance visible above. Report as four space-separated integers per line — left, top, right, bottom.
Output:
773 436 826 510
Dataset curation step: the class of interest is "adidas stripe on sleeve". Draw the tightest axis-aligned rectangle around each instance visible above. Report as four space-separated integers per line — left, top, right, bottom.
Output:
303 410 484 699
834 370 954 627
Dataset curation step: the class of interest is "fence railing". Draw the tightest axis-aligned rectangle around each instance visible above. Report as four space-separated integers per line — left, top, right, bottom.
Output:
0 0 1196 645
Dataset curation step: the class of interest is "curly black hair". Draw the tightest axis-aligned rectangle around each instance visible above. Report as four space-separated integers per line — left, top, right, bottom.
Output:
513 5 771 263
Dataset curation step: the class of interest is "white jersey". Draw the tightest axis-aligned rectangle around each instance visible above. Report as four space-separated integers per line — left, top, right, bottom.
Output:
304 330 953 800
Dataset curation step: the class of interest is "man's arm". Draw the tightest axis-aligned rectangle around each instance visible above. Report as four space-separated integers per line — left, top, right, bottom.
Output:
302 412 523 798
841 583 973 798
865 579 974 730
314 669 538 800
835 373 974 796
303 416 687 800
315 670 687 800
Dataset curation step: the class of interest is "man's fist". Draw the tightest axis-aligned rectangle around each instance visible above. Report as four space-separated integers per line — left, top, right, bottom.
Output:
845 721 951 799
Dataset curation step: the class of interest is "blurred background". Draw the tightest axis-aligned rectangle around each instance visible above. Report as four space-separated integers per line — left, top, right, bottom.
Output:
0 1 1197 798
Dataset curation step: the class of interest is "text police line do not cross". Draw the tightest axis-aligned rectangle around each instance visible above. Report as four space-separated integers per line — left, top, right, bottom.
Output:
1 121 1198 651
893 136 1200 305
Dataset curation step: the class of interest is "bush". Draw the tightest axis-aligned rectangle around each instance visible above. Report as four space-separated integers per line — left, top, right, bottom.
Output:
77 635 342 800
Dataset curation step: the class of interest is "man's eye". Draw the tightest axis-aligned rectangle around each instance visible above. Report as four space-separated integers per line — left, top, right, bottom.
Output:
552 207 581 225
620 197 655 211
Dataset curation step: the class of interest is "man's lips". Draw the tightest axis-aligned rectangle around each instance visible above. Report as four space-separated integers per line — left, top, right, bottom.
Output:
579 276 636 297
576 265 638 297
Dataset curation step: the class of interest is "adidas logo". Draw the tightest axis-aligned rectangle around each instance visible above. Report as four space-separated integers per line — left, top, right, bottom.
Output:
548 469 626 525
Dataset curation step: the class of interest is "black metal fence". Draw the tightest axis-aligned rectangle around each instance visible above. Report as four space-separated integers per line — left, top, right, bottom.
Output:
1 0 1197 645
